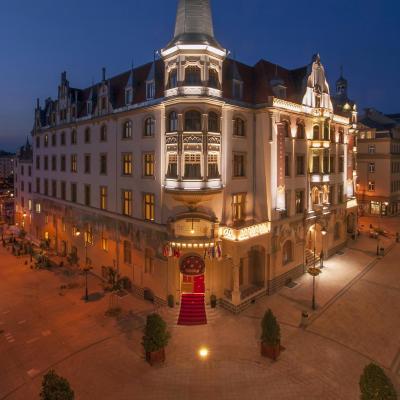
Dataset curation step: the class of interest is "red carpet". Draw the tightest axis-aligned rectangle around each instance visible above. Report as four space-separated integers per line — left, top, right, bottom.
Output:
177 294 207 326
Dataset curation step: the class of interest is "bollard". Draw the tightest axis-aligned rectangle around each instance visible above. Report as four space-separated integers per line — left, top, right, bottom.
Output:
300 311 309 328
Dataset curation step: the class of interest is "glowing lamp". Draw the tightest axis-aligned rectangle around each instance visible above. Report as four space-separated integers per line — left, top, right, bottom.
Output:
198 347 209 359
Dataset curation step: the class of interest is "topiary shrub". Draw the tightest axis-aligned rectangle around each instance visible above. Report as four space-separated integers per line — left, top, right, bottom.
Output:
210 294 217 308
142 313 170 353
167 294 174 308
359 363 397 400
261 309 280 346
40 369 74 400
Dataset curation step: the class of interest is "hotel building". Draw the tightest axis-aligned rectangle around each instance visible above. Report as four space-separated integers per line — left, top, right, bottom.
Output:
20 0 358 314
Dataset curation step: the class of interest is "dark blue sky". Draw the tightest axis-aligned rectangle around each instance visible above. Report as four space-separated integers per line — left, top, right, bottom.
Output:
1 0 399 152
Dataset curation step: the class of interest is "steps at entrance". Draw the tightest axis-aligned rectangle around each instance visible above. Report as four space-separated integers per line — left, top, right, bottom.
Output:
177 294 207 326
305 249 321 266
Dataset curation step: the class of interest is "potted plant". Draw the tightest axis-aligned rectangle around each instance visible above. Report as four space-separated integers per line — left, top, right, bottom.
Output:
210 294 217 308
142 313 170 366
359 363 397 400
167 294 174 308
260 309 281 360
40 369 74 400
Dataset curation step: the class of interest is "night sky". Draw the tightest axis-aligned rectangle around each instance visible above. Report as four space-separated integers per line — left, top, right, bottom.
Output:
1 0 399 152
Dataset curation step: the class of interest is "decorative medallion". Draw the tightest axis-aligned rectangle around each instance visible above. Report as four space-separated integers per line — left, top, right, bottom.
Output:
180 254 205 276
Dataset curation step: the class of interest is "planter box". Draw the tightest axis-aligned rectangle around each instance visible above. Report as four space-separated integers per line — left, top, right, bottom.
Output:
261 342 281 361
146 348 165 366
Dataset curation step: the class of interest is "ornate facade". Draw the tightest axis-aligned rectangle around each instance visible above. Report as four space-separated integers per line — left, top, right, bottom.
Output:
20 0 358 313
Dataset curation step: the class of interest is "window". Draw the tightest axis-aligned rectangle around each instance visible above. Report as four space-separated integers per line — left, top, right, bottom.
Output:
312 156 320 173
143 153 154 177
101 97 107 111
125 88 132 105
123 240 132 264
167 154 178 178
61 181 66 200
233 153 246 177
84 185 91 206
296 155 305 175
232 193 246 222
122 153 133 176
184 153 201 179
100 186 107 210
36 136 40 148
168 112 178 132
36 178 40 193
208 69 219 88
101 236 108 252
282 240 293 265
36 156 40 169
144 249 154 274
368 181 375 191
339 128 344 144
208 154 219 178
368 145 376 154
185 111 201 131
71 154 77 173
338 156 344 173
122 121 132 139
71 183 77 203
84 128 91 143
185 66 201 85
233 117 245 136
285 154 290 177
51 134 56 147
232 80 243 99
122 190 132 216
323 155 329 173
295 190 304 214
44 134 49 147
28 183 32 193
330 156 335 173
208 112 220 132
52 180 57 198
84 226 93 245
313 125 320 140
71 130 77 145
100 154 107 175
100 125 107 142
296 123 305 139
61 155 66 172
146 81 155 99
61 132 66 146
44 156 48 170
44 179 48 196
369 162 375 173
144 117 155 137
28 166 31 176
143 193 155 221
323 122 330 140
168 69 177 89
87 101 92 115
21 181 24 191
51 155 57 171
84 154 91 174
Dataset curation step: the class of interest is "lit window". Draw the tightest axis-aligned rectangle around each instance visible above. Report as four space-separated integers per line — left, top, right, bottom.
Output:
232 193 246 222
100 186 107 210
35 203 41 213
207 154 219 178
368 163 375 173
71 154 77 173
122 121 132 139
122 153 133 175
143 193 155 221
122 190 132 216
143 153 155 177
184 153 201 179
101 236 108 252
368 181 375 191
144 117 155 137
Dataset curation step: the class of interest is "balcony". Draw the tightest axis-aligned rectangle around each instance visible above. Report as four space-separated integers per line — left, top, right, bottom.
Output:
310 140 330 149
165 86 222 98
310 173 330 183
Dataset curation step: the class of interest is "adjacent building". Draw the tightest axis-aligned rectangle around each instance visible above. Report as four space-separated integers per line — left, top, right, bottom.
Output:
21 0 358 313
0 152 14 180
357 109 400 216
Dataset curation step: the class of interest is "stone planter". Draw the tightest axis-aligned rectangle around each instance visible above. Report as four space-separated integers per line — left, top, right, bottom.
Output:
146 348 165 366
261 342 281 361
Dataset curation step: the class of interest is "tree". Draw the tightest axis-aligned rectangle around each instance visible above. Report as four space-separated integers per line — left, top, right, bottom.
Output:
359 363 397 400
40 370 74 400
261 309 280 346
142 313 170 353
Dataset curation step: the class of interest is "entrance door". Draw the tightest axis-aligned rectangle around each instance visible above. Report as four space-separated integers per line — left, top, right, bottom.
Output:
181 274 205 294
193 275 205 293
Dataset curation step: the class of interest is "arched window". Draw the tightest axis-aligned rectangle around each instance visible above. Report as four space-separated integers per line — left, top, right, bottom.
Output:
100 125 107 142
168 112 178 132
122 120 132 139
168 69 177 89
313 125 320 140
296 123 305 139
282 240 293 265
208 69 219 88
233 117 245 136
185 111 201 131
144 117 155 137
208 112 220 132
312 187 320 205
185 66 201 86
334 222 340 240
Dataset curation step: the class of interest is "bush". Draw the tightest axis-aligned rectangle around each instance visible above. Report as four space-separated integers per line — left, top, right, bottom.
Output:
40 370 74 400
359 363 397 400
261 309 280 346
142 313 170 353
210 294 217 308
167 294 174 308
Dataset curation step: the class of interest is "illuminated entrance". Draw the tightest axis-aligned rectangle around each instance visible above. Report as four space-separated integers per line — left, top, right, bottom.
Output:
180 254 205 294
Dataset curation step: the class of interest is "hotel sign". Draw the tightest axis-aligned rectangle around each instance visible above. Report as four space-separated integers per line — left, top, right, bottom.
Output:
220 222 270 242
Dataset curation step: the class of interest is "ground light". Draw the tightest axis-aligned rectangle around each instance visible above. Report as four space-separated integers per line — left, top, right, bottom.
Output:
198 347 209 360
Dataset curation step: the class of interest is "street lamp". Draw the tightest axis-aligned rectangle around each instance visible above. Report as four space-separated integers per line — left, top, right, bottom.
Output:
307 266 321 310
320 226 327 268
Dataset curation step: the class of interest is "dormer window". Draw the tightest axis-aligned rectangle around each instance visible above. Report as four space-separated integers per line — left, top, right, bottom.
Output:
185 66 201 86
125 88 133 105
168 69 177 89
146 81 155 100
208 69 219 89
87 101 92 115
232 80 243 99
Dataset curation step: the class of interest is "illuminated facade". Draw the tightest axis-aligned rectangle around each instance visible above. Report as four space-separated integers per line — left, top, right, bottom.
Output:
23 0 358 313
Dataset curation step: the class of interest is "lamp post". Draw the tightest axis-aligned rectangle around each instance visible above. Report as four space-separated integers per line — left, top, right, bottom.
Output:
75 228 91 301
307 266 321 310
320 226 327 268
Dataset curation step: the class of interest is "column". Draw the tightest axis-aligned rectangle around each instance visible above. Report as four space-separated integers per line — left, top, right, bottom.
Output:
232 264 241 305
